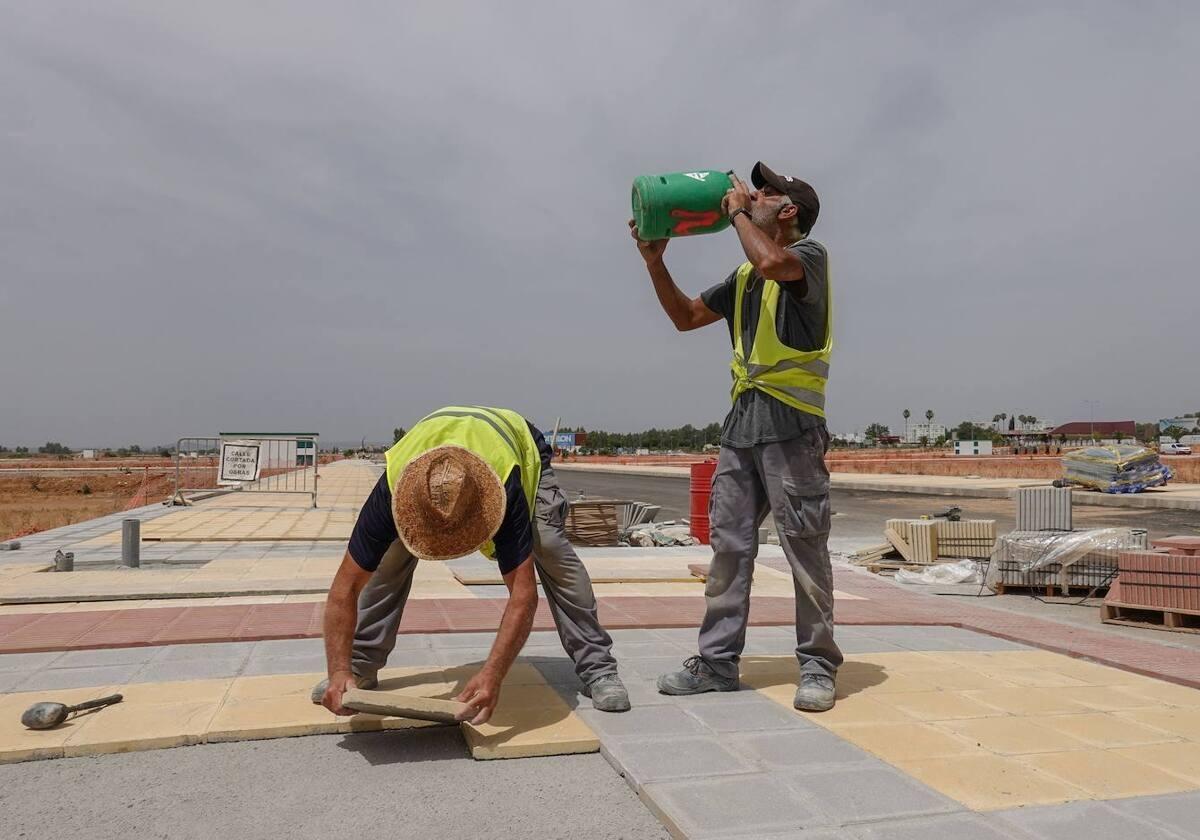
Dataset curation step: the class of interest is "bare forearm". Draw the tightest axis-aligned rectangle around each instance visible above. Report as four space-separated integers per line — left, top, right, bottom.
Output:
323 588 359 678
647 259 697 331
484 595 536 679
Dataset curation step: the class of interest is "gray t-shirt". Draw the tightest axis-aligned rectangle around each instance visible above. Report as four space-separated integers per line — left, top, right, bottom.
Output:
701 239 829 448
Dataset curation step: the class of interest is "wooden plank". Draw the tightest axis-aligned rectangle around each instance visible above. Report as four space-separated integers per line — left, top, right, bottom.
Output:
885 528 916 565
1101 602 1200 635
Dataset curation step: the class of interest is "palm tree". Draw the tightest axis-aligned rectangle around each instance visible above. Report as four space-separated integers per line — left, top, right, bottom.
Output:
903 409 911 442
925 409 934 425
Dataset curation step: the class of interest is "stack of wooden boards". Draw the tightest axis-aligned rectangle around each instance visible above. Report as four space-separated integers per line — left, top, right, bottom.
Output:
851 518 997 574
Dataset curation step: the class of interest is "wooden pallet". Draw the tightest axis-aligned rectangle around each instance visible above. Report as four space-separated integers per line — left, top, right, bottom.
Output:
1101 601 1200 635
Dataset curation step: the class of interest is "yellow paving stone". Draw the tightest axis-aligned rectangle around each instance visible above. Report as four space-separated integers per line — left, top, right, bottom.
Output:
1114 742 1200 784
760 686 918 726
1045 685 1164 712
921 669 1016 692
1117 679 1200 709
1116 707 1200 740
852 651 953 672
879 691 1006 722
205 695 351 742
226 672 325 702
852 671 950 695
987 668 1092 688
462 706 598 760
939 716 1092 755
63 700 220 757
0 686 122 764
896 754 1089 811
962 687 1092 716
116 678 233 706
1030 712 1182 748
1022 749 1196 799
827 721 977 761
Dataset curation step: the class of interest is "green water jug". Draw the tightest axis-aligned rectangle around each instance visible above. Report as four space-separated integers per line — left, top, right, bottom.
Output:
632 170 734 240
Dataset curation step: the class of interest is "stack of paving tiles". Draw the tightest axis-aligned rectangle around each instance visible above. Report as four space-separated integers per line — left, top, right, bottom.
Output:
1105 536 1200 633
1014 486 1073 532
885 519 997 562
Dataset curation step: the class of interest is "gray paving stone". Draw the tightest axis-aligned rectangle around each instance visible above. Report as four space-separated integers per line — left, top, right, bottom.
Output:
248 638 324 658
609 628 667 643
529 659 580 685
378 649 440 668
0 651 64 671
784 765 960 827
390 633 434 650
13 663 145 692
435 647 494 666
0 671 30 693
642 773 817 838
1020 799 1197 840
730 728 873 768
53 646 163 668
580 704 707 740
834 637 908 654
625 655 702 679
241 654 329 676
133 656 247 682
682 697 811 734
158 642 256 662
853 813 1025 840
602 735 756 787
611 641 687 659
429 631 499 648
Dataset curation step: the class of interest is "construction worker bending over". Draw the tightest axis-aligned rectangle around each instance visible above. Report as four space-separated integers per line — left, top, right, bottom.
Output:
315 405 630 723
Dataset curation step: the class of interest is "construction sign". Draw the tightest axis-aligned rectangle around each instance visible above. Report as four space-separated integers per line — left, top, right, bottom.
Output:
218 440 262 485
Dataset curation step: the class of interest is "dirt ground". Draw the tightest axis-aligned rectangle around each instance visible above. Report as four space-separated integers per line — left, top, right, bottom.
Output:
0 472 172 541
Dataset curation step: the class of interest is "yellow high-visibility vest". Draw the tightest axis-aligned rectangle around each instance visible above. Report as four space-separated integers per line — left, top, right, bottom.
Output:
384 406 540 558
730 258 832 418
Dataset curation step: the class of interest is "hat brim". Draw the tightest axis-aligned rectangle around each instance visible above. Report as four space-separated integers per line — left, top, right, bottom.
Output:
392 445 506 561
751 161 786 192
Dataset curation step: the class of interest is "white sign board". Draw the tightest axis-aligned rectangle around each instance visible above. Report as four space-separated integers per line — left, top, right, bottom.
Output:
218 440 262 485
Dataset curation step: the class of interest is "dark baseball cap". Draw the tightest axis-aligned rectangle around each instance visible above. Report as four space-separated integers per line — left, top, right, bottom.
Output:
751 162 819 233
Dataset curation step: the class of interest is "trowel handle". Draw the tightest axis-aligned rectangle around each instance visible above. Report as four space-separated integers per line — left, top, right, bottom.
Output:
68 694 123 713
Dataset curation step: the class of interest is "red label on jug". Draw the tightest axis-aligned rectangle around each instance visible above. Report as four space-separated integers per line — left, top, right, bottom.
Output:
670 209 721 235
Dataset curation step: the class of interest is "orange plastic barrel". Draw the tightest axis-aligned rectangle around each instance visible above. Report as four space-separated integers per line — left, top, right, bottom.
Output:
690 460 718 544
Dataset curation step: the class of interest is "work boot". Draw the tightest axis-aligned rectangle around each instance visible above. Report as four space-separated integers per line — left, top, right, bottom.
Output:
582 673 632 712
656 655 739 696
793 673 836 712
310 673 378 704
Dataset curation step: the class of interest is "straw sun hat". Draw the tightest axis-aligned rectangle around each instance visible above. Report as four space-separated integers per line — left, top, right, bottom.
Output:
392 445 506 561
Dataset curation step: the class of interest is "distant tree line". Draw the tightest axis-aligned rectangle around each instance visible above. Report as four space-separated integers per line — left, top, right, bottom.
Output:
565 423 722 454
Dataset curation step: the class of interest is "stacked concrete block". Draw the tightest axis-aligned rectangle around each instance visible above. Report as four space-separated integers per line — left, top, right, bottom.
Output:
1117 550 1200 611
1014 486 1073 532
885 519 996 561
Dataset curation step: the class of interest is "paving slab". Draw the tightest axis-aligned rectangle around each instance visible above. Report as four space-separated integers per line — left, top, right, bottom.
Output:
995 800 1192 840
642 773 819 838
601 735 756 787
852 813 1025 839
1114 791 1200 839
784 763 961 826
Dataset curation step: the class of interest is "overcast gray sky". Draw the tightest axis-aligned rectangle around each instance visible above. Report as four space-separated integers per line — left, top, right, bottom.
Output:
2 1 1197 447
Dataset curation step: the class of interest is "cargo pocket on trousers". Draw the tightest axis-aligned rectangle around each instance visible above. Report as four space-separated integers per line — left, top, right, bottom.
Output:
535 475 569 529
780 478 831 538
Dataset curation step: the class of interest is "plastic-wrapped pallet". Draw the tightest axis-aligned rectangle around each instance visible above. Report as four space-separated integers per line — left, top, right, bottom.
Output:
1061 445 1171 493
986 528 1149 594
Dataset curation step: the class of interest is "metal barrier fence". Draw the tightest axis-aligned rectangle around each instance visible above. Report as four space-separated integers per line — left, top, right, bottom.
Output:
172 434 319 507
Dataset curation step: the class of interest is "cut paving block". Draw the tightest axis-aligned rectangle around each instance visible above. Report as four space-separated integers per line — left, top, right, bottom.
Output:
896 754 1089 811
342 688 467 724
1022 749 1196 799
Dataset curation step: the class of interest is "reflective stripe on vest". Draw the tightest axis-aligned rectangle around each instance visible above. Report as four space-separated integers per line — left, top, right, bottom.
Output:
730 257 832 418
384 406 541 559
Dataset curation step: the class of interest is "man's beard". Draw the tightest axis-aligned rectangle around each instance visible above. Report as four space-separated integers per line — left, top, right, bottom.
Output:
750 201 780 234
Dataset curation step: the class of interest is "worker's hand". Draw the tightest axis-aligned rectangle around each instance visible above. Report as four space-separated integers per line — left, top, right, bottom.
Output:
321 672 359 716
721 173 752 215
629 219 668 264
455 667 502 726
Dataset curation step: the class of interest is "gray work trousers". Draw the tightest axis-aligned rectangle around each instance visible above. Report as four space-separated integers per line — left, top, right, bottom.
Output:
349 464 619 685
698 426 843 680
